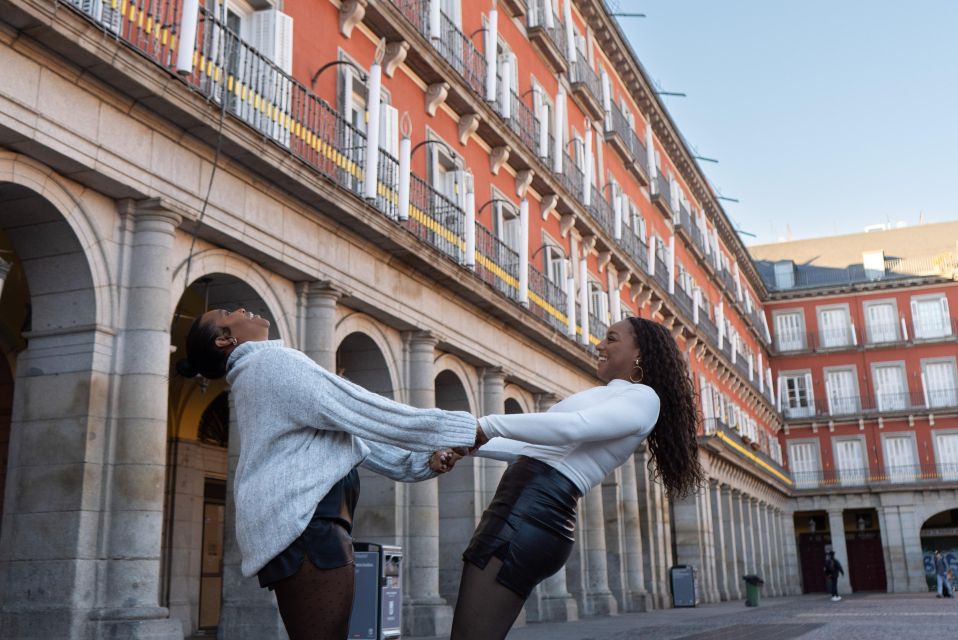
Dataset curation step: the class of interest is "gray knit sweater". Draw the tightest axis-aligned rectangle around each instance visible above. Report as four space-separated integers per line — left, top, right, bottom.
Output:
225 340 477 577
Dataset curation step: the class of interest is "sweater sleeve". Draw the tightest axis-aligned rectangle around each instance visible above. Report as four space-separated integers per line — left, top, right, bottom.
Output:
472 436 525 463
359 440 438 482
266 349 477 452
479 385 659 446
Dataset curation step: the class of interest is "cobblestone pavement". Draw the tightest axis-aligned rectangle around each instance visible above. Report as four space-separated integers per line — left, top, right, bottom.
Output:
421 593 958 640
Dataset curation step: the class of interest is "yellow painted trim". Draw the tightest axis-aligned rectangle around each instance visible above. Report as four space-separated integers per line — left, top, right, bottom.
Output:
714 431 793 485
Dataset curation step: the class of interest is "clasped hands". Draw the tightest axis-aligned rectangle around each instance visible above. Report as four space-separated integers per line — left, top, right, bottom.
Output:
428 421 489 474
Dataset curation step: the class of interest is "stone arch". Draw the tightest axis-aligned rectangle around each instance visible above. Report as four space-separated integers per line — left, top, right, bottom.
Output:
334 313 403 399
169 249 295 344
433 354 478 414
503 383 534 414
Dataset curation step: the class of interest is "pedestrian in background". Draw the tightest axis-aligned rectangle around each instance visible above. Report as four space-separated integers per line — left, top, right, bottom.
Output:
933 550 952 598
825 550 844 602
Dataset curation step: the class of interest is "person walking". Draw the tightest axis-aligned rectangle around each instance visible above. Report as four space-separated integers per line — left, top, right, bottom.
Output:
825 550 845 601
933 550 952 598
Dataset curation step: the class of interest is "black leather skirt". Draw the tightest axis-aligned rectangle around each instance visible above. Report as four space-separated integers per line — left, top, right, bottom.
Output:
257 467 360 589
463 457 581 598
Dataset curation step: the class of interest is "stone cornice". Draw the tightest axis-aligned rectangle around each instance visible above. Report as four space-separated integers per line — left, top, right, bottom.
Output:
577 0 768 299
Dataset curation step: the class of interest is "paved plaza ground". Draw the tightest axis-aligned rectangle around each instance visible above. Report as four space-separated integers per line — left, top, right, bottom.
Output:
422 592 957 640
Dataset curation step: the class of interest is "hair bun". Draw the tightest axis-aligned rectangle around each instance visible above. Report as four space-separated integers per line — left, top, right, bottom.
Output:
175 358 199 378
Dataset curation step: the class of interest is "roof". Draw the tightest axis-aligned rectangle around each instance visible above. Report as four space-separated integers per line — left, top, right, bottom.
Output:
746 220 958 291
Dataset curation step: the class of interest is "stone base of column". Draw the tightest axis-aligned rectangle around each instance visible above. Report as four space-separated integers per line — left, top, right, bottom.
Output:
88 607 184 640
217 600 286 640
537 594 579 622
403 600 453 638
583 591 618 617
654 591 672 609
621 589 652 612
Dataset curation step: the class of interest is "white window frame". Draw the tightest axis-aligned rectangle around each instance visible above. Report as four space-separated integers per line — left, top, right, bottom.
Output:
911 293 952 340
824 365 860 416
870 361 909 412
880 432 918 484
863 298 900 344
932 429 958 481
787 439 822 488
831 436 868 486
921 357 958 409
816 304 853 349
780 371 815 419
543 238 567 287
773 309 806 352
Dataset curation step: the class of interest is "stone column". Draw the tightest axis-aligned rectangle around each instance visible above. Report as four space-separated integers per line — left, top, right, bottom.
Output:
741 494 756 574
781 510 801 595
93 199 184 638
700 489 720 602
580 484 618 615
301 281 343 371
762 504 779 596
479 368 507 505
655 482 674 608
403 332 453 637
672 491 704 597
635 447 661 607
827 508 852 594
896 505 929 592
618 455 651 611
218 397 286 640
529 392 579 621
709 482 730 601
772 507 785 596
721 486 743 600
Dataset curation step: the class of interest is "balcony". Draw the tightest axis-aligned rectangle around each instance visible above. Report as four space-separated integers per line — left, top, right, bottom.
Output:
474 224 520 301
791 463 958 491
783 388 958 422
528 266 568 334
603 102 649 186
568 55 605 120
589 311 608 342
690 218 706 256
505 89 539 156
698 314 719 345
619 231 648 273
701 419 789 485
653 255 670 290
772 319 958 354
557 150 585 203
673 286 695 320
674 200 693 245
406 175 465 262
499 0 528 19
651 172 672 218
526 0 568 74
587 186 615 236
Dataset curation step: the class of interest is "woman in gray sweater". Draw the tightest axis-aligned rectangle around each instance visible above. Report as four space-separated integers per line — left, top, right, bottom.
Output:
175 307 483 640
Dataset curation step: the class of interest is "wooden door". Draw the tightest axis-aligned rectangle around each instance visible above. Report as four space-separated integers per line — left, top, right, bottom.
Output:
798 533 828 593
846 532 887 592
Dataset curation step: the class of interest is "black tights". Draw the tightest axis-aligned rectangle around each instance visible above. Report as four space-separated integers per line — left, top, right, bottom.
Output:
273 559 355 640
450 557 526 640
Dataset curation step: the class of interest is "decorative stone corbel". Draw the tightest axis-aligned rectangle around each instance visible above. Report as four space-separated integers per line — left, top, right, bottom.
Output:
458 113 480 145
516 170 534 198
783 424 790 436
490 145 510 174
648 299 663 317
425 82 449 117
540 194 559 219
339 0 367 38
559 213 576 238
636 286 653 308
695 341 707 359
383 41 409 77
580 234 597 254
597 250 611 273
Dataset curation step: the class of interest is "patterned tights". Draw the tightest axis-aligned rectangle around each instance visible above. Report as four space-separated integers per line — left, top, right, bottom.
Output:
273 559 355 640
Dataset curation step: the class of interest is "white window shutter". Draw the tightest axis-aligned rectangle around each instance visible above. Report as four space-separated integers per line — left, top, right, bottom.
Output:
380 104 399 156
251 9 294 74
942 296 951 333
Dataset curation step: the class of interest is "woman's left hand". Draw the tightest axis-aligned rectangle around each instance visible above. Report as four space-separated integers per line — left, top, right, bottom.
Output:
428 448 463 474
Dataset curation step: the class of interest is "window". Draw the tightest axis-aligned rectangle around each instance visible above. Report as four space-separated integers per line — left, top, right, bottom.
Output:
935 432 958 480
428 138 463 206
773 260 795 289
882 434 916 483
774 311 805 351
588 280 607 325
864 301 898 344
788 441 820 488
911 295 951 339
922 360 958 408
825 368 859 415
628 201 646 239
873 363 908 411
493 199 521 255
533 86 553 159
544 243 566 286
817 306 852 348
780 373 814 418
833 438 867 486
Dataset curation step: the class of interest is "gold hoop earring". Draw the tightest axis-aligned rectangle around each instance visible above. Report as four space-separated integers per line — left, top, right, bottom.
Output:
230 337 238 346
630 365 644 384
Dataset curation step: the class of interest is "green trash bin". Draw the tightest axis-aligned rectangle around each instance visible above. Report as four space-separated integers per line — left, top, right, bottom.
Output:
743 574 764 607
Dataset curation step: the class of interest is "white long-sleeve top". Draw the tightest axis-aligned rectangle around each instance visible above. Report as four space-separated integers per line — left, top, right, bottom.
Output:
477 380 660 495
225 340 477 577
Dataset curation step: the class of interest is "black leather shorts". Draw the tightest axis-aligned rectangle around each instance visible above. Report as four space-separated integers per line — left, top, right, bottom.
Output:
258 467 360 589
463 457 581 598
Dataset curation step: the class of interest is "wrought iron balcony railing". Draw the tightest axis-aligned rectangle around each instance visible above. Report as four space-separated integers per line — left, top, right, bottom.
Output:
589 312 608 342
653 255 670 289
506 89 540 155
619 230 648 273
528 266 568 334
588 186 615 236
474 223 521 301
673 286 694 319
558 150 585 202
791 463 958 490
783 388 958 421
526 0 567 73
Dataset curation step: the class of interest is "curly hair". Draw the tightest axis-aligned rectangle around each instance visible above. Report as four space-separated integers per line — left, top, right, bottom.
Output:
627 316 705 500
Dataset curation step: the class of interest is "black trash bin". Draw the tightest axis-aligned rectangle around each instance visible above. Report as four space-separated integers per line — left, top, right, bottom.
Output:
670 565 696 607
743 574 764 607
348 542 403 639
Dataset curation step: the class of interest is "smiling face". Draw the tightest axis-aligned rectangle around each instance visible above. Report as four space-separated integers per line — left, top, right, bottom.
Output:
200 307 271 350
596 319 642 383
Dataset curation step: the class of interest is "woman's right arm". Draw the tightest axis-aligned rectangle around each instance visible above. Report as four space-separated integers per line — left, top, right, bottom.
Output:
268 349 478 452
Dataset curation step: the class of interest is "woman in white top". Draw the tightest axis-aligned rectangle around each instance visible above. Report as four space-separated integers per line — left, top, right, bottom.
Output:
449 316 705 640
175 307 482 640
